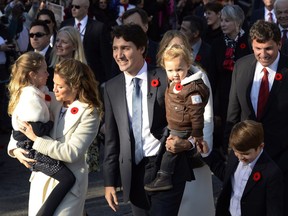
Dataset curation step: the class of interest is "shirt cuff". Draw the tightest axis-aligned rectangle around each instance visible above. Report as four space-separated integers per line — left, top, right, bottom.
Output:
188 138 195 150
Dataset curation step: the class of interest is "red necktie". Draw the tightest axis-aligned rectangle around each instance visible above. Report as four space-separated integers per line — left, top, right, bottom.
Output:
77 22 81 32
257 68 269 119
268 12 274 23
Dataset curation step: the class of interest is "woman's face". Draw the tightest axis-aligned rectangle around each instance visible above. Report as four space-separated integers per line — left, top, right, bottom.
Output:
55 32 75 59
206 10 220 26
53 73 77 105
30 60 49 88
220 14 238 38
38 14 54 35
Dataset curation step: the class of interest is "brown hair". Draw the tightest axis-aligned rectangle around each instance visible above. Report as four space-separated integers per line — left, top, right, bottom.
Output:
229 120 264 151
54 59 104 119
250 20 281 44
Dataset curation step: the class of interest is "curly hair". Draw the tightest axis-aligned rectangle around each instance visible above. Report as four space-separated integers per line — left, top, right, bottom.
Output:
54 59 104 119
8 52 44 115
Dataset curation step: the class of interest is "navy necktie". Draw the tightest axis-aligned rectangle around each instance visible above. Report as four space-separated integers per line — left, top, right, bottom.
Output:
257 68 269 119
132 78 143 164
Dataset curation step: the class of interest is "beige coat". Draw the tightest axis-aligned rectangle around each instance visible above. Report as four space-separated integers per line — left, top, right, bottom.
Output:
8 95 100 216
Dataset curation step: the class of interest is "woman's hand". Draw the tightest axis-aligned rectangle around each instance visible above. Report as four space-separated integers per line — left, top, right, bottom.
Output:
13 148 36 169
17 119 38 141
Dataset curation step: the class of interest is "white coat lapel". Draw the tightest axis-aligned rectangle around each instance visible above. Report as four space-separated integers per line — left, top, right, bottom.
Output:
62 100 88 135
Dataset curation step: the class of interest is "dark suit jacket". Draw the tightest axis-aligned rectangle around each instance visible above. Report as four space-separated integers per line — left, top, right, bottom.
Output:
249 8 264 27
45 46 54 91
103 67 195 206
203 150 284 216
60 18 112 84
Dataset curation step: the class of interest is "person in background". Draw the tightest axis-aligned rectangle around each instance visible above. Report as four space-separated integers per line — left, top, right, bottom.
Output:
61 0 112 84
36 8 58 47
211 4 251 154
249 0 276 27
156 29 215 216
49 26 87 68
203 1 223 45
8 58 103 215
199 120 284 216
29 20 53 90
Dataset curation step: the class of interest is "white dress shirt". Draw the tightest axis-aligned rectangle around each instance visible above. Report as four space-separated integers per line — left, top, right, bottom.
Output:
75 15 88 41
265 8 277 23
229 149 263 216
124 62 161 157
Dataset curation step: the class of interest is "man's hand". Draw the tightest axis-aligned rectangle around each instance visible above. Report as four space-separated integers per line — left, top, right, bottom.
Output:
105 186 119 212
13 148 36 168
166 135 191 153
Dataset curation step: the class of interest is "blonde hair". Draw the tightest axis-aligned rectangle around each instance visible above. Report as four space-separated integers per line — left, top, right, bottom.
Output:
54 59 104 119
8 52 45 115
159 44 193 69
157 30 191 67
50 26 87 68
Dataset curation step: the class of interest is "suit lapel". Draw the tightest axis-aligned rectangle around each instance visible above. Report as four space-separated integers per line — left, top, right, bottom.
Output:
262 54 288 117
242 153 266 197
147 69 159 128
245 58 257 118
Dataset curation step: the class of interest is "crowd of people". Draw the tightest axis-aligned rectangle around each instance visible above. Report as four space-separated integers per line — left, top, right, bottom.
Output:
1 0 288 215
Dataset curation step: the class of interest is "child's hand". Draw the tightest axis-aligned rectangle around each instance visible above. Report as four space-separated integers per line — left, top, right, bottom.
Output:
196 140 209 154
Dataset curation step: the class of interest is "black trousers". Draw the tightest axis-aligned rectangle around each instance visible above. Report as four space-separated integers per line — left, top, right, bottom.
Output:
36 166 75 216
130 156 185 216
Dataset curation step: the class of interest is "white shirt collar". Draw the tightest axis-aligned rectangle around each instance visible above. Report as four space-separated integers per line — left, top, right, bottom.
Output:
124 62 147 85
75 15 88 27
35 44 50 56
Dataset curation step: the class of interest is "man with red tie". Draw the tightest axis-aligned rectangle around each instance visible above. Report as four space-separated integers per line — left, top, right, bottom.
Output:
225 20 288 215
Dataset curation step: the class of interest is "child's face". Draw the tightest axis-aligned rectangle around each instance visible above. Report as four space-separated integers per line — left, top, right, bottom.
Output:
164 56 189 83
232 143 264 164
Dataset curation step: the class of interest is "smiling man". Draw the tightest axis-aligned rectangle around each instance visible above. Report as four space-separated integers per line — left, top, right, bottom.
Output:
225 20 288 215
103 24 196 216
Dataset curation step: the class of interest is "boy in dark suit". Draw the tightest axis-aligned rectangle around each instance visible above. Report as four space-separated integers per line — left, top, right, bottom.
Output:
198 120 284 216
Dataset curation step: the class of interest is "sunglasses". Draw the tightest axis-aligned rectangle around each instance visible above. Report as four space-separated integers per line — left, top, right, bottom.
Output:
29 32 47 38
41 19 51 24
71 4 81 9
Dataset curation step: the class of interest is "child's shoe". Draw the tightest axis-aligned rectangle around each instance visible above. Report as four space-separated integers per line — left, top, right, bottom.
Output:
144 171 173 192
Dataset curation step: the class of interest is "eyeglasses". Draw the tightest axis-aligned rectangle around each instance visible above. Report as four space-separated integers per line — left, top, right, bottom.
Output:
71 4 81 9
41 19 52 24
29 32 47 38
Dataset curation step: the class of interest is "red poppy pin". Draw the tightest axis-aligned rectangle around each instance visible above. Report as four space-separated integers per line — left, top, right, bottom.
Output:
71 107 79 114
151 79 159 87
195 55 201 62
275 73 283 81
253 171 261 182
175 83 183 91
45 94 51 101
239 43 246 49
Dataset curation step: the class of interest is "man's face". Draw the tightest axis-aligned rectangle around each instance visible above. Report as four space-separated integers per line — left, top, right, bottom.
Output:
252 39 281 67
275 1 288 28
112 37 145 76
180 21 194 45
263 0 275 8
71 0 89 20
122 13 148 33
29 25 50 51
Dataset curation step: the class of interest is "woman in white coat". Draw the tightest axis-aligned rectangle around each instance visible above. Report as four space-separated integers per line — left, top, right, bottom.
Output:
157 30 215 216
8 58 103 215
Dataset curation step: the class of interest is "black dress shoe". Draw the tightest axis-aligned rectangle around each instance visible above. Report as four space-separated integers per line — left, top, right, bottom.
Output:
144 171 173 192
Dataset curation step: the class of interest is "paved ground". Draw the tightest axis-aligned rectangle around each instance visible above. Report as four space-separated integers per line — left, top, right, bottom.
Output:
0 131 222 216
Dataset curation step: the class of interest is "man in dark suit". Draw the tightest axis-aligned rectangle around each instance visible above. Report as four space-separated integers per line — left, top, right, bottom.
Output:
200 120 283 216
249 0 276 27
225 20 288 214
103 24 196 216
179 15 213 88
61 0 112 84
29 20 53 90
